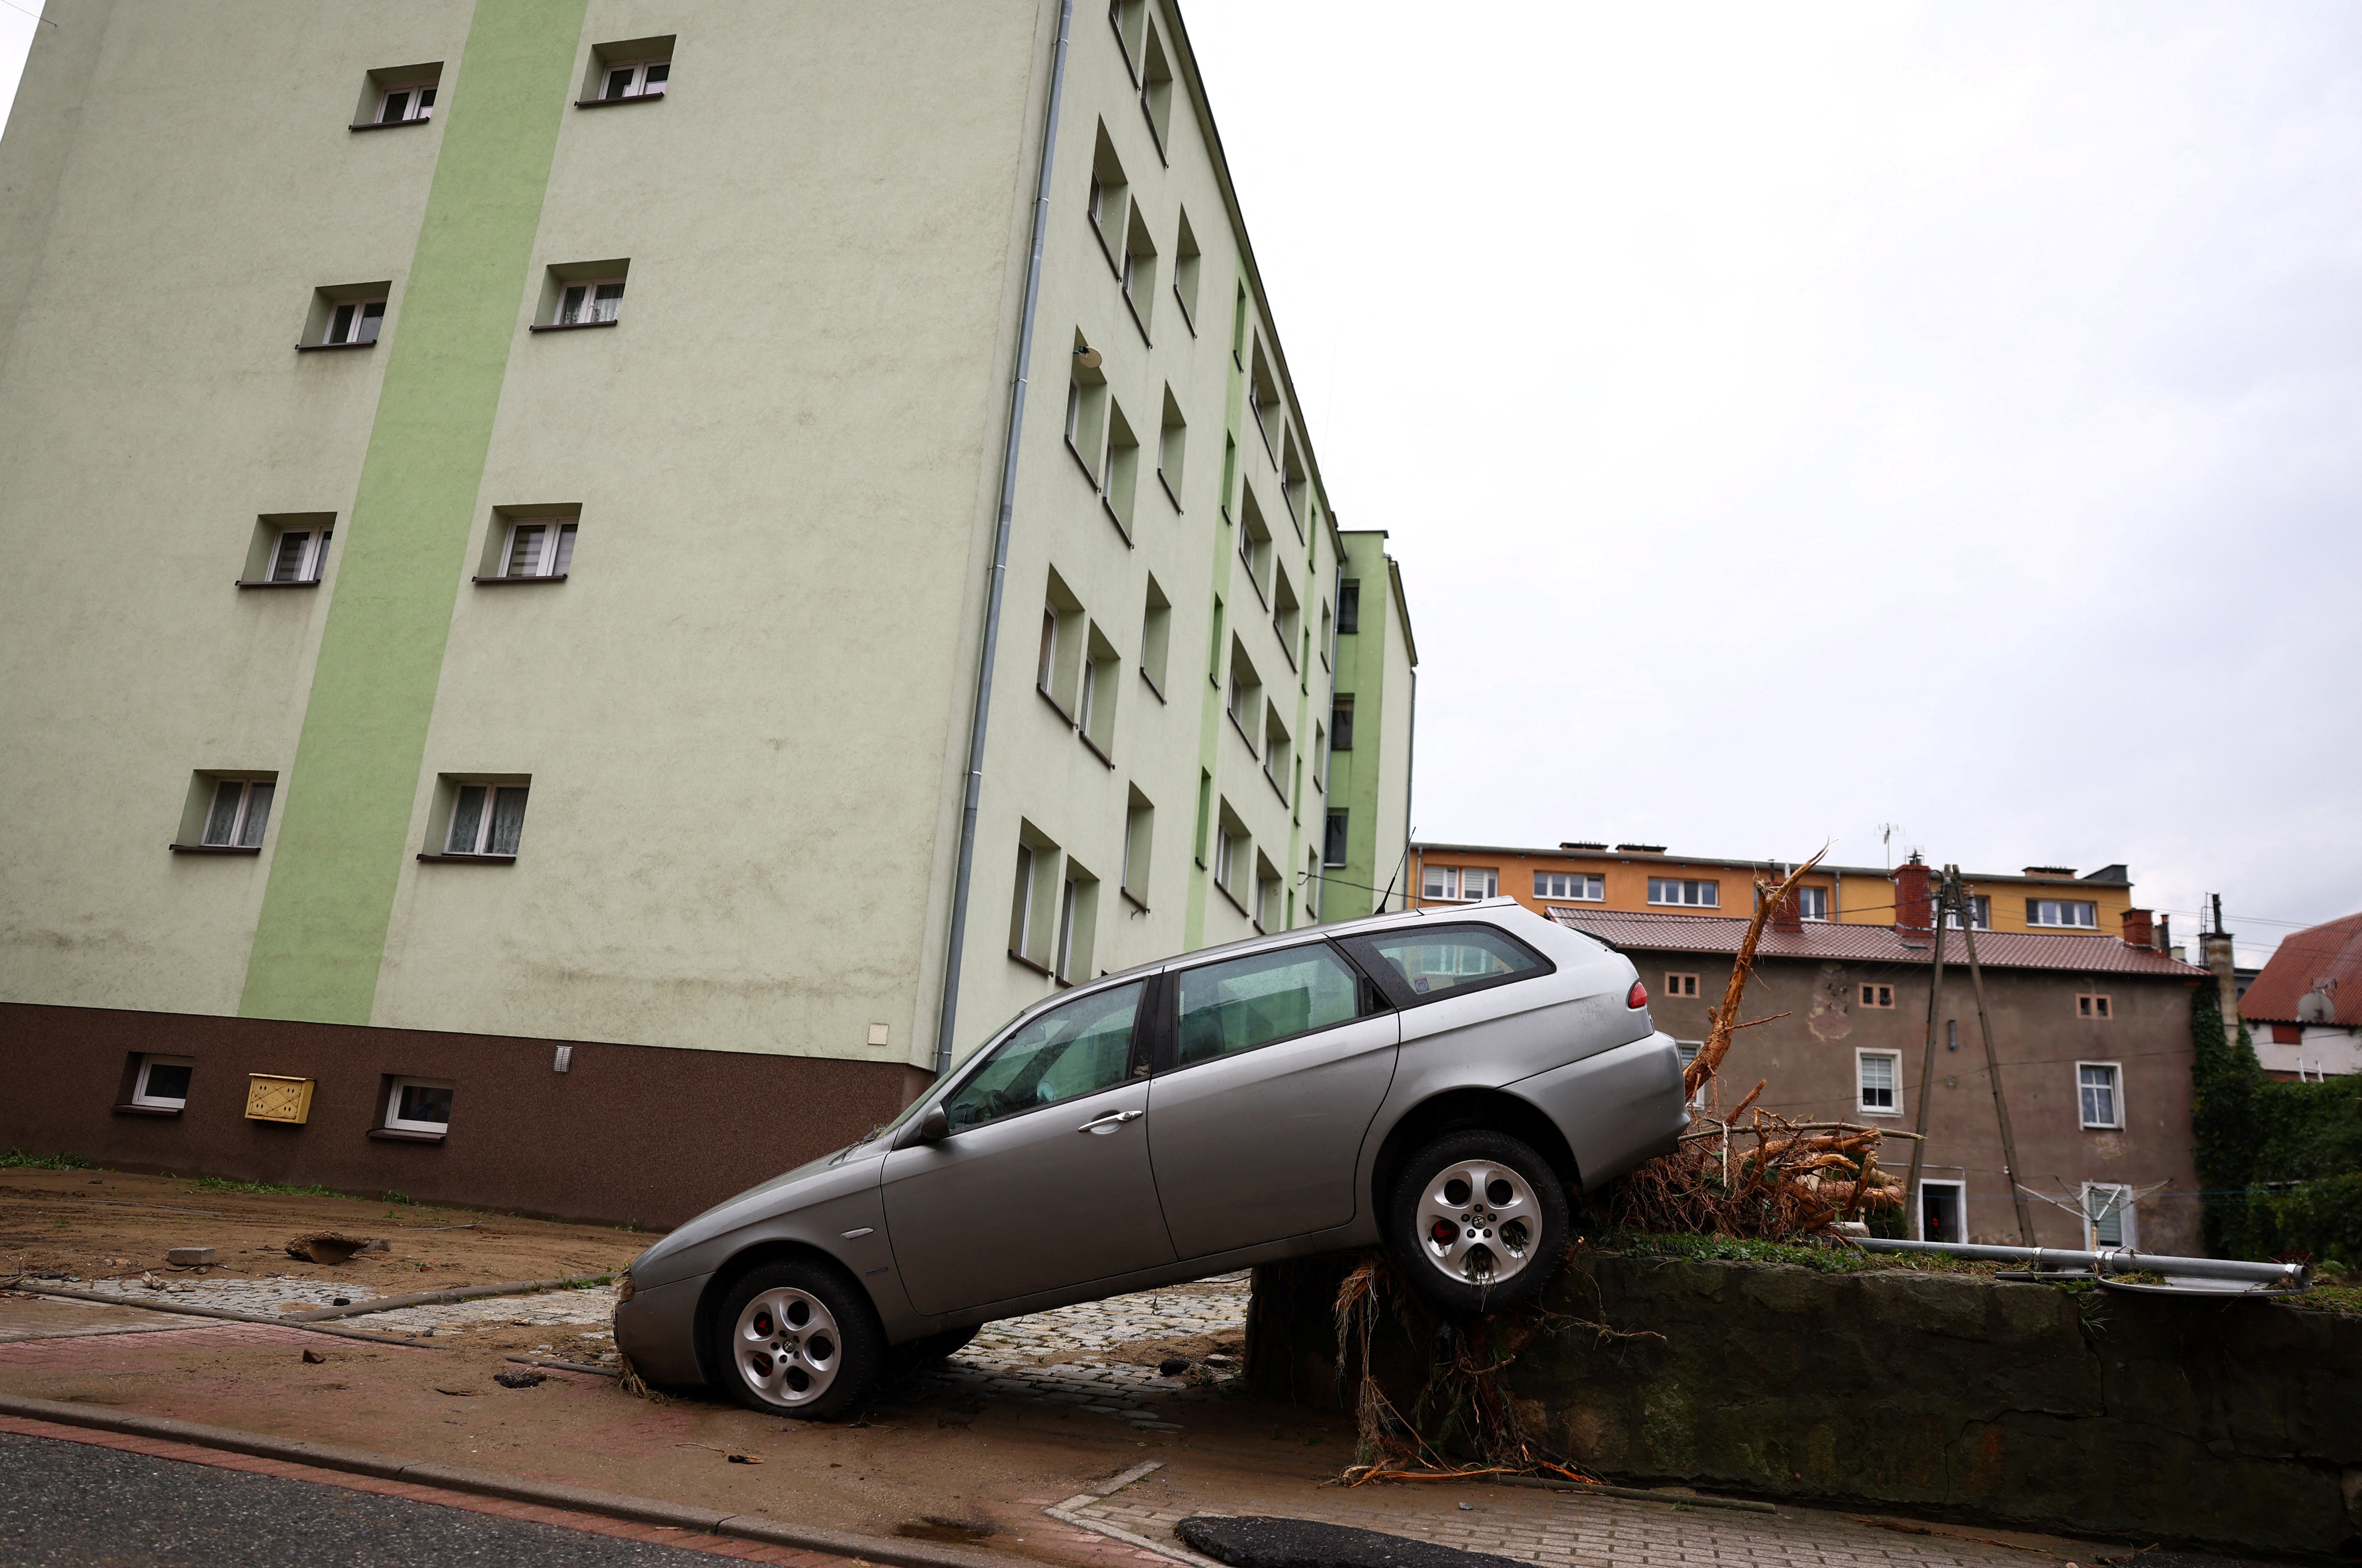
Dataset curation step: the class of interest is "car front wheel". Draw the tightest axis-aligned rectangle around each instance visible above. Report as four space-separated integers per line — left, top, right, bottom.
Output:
1387 1131 1570 1314
714 1260 883 1421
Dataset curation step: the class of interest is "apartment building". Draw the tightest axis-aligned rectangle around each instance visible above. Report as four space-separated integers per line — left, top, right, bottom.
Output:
0 0 1412 1223
1549 860 2211 1253
1414 842 2146 942
1312 533 1416 924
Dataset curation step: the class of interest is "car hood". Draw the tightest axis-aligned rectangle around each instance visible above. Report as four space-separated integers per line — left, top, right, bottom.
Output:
625 1141 888 1287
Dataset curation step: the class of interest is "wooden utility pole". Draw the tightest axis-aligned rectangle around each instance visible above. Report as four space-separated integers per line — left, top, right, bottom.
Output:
1950 865 2037 1246
1902 888 1951 1239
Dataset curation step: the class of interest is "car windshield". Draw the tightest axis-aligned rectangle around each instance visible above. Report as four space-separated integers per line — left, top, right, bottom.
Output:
941 981 1145 1129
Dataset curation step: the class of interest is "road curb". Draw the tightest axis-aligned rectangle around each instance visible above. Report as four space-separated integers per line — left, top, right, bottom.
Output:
0 1392 1008 1568
12 1287 447 1348
287 1275 609 1321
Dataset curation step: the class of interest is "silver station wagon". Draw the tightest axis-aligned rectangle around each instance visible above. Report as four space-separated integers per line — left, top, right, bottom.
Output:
613 901 1686 1418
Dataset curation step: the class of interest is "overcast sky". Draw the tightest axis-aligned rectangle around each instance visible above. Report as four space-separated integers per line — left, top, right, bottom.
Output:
5 2 2354 967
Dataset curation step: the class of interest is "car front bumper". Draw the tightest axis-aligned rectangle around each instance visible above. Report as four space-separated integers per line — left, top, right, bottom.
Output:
613 1270 711 1389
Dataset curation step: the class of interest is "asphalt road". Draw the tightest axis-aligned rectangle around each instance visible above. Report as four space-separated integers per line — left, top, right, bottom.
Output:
0 1432 743 1567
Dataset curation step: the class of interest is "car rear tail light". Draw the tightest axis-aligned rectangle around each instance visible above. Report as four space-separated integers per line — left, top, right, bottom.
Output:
1627 980 1648 1009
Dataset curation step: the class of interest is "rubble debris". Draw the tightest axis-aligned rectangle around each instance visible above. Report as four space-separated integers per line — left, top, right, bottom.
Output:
301 1349 326 1365
727 1453 764 1465
284 1232 376 1265
164 1247 216 1267
493 1369 544 1389
1158 1356 1192 1376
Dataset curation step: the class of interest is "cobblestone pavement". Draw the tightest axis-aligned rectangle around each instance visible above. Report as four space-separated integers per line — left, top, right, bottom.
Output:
58 1277 372 1313
34 1276 619 1343
1068 1475 2066 1568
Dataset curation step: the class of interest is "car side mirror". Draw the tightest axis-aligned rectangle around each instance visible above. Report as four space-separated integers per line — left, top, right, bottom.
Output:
918 1106 949 1143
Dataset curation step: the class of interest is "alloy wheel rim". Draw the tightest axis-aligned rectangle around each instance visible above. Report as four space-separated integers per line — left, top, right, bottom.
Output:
1417 1160 1539 1286
734 1287 840 1406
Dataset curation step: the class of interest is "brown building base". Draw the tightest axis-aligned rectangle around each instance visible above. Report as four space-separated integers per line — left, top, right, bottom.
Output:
0 1003 931 1230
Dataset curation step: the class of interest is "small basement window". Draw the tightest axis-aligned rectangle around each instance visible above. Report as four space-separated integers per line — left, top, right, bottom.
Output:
384 1078 454 1135
130 1056 195 1111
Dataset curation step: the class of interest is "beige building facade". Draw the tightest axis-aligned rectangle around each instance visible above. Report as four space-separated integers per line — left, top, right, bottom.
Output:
0 0 1413 1221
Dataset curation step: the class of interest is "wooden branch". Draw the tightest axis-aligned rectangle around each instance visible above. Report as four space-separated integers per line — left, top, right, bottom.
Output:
1682 850 1824 1098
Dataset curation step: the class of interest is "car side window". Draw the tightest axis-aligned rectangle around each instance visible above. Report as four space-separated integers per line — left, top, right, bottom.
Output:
1342 924 1550 1007
1173 943 1374 1068
944 980 1144 1130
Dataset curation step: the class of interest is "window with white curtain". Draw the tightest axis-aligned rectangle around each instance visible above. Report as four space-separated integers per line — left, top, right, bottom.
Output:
556 279 626 325
267 525 332 584
497 520 576 579
1857 1051 1900 1116
2077 1062 2123 1129
443 784 529 858
200 780 275 849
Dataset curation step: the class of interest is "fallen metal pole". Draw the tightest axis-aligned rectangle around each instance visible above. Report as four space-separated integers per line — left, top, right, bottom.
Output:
1856 1237 2307 1289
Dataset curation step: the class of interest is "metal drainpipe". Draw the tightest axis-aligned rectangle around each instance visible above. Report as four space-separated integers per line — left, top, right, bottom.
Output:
932 0 1075 1080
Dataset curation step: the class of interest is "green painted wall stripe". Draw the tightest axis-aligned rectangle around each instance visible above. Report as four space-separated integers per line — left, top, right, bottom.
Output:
241 0 588 1025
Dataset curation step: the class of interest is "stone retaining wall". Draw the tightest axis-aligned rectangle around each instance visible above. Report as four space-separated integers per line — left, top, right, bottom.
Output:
1245 1251 2362 1559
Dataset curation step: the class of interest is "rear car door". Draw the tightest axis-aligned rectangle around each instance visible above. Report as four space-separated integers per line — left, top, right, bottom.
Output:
881 979 1174 1314
1144 940 1399 1259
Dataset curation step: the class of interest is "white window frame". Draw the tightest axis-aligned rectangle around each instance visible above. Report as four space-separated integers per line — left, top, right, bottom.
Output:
1647 877 1719 908
1535 871 1604 902
384 1077 455 1135
556 278 626 326
1011 842 1040 961
2077 1060 2124 1130
1796 885 1829 921
199 779 275 849
2030 898 2098 928
1674 1042 1705 1110
1054 874 1081 982
443 783 529 858
323 298 387 345
1856 1049 1902 1118
1915 1178 1967 1243
375 82 436 124
598 57 669 100
267 526 332 584
2081 1181 2138 1249
130 1055 196 1111
496 520 575 579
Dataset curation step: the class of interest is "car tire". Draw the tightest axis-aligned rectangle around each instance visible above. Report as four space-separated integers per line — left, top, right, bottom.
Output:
884 1324 978 1380
714 1259 884 1421
1387 1130 1570 1314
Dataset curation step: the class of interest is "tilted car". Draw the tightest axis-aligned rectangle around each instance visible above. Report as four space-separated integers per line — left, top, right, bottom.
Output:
613 900 1686 1419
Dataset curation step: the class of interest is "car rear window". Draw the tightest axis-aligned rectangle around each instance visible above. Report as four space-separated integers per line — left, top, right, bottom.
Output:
1342 924 1550 1007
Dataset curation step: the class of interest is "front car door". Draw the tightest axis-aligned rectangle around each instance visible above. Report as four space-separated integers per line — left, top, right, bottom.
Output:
881 979 1175 1315
1144 940 1400 1259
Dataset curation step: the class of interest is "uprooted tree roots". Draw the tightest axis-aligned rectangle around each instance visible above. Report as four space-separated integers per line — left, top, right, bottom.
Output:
1327 854 1907 1484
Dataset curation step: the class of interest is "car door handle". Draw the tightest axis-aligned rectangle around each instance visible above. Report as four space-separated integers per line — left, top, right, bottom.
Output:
1078 1109 1144 1135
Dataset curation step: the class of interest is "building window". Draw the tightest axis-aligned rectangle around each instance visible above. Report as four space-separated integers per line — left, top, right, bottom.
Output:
556 277 626 326
2076 993 2113 1020
373 81 436 124
1120 208 1159 336
1330 694 1354 751
2077 1062 2123 1129
1077 624 1119 756
130 1056 195 1111
264 524 331 584
2082 1183 2137 1248
1054 863 1097 982
1212 807 1248 909
443 783 528 858
1100 399 1140 534
496 519 575 579
598 56 669 100
2028 898 2098 928
1796 886 1829 920
1918 1179 1965 1243
1323 810 1349 868
1674 1043 1705 1109
1857 1051 1901 1116
1665 973 1700 999
306 291 387 347
1088 126 1128 267
1139 576 1171 696
384 1078 454 1135
1647 877 1719 908
1226 645 1260 744
1337 578 1360 634
1965 895 1991 930
1421 866 1497 902
1122 790 1153 905
1860 983 1895 1009
199 778 276 849
1171 208 1201 328
1010 838 1049 965
1535 871 1603 901
1254 856 1282 931
1157 391 1186 507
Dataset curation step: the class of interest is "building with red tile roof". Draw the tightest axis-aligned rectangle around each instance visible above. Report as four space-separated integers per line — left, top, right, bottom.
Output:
2233 912 2362 1080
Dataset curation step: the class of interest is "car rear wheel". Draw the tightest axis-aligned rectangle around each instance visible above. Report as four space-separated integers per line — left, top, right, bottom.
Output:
1387 1131 1569 1314
715 1260 883 1421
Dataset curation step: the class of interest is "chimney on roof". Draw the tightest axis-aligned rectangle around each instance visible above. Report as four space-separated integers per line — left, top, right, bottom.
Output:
1617 843 1667 854
1894 855 1932 934
2155 912 2171 954
2121 908 2154 949
1770 879 1803 933
2200 921 2242 1035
